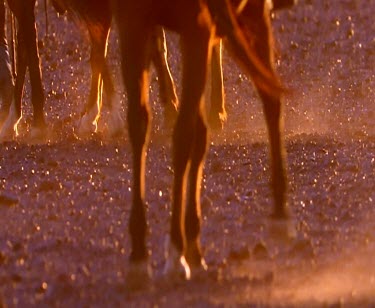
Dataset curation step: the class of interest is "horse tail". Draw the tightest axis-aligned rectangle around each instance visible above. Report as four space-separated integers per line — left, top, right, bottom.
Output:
206 0 285 98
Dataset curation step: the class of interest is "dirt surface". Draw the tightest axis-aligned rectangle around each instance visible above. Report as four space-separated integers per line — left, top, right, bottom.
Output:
0 0 374 307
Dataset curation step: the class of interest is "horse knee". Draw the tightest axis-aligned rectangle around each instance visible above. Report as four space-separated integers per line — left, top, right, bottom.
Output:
128 103 150 148
172 114 196 174
192 115 208 163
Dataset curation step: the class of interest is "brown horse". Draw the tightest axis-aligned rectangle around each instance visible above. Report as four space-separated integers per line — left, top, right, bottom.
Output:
0 0 179 140
113 0 294 286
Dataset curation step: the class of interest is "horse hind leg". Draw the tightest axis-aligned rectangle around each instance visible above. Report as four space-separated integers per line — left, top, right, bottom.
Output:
208 41 227 130
150 27 178 130
77 24 108 137
241 0 295 239
260 89 296 240
101 61 125 137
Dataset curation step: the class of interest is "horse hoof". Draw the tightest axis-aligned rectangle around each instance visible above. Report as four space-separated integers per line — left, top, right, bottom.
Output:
164 237 191 281
267 216 297 242
77 114 97 137
0 112 20 142
0 120 17 142
29 126 47 143
0 125 15 142
189 258 208 280
106 111 124 137
125 260 152 291
208 111 227 130
185 240 208 278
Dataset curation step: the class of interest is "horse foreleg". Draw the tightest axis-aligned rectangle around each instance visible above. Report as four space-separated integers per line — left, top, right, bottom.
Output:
165 30 210 281
117 17 152 288
150 27 178 129
184 114 208 273
208 40 226 130
21 2 46 139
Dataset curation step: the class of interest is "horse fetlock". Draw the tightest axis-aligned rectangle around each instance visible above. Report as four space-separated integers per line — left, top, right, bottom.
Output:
29 125 47 143
77 112 98 136
0 105 21 141
125 260 152 291
218 109 228 124
0 124 16 141
185 240 207 272
267 216 297 242
106 110 125 137
208 109 227 130
164 236 191 281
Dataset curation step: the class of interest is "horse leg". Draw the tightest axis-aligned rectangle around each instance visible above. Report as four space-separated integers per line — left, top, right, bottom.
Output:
208 40 227 130
241 0 293 236
77 23 109 136
165 29 211 280
117 16 152 287
260 91 295 238
0 0 14 125
0 45 13 125
150 27 178 129
184 114 208 272
0 9 27 141
21 0 46 139
101 60 125 137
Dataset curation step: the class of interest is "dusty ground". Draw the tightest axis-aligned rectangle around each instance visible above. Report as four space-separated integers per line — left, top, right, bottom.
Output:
0 0 374 307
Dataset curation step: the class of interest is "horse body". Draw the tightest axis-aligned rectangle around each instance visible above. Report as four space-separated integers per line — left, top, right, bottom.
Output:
113 0 292 285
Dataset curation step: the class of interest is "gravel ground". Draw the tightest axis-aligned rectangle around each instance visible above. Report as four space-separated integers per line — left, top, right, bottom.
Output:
0 0 374 307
